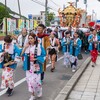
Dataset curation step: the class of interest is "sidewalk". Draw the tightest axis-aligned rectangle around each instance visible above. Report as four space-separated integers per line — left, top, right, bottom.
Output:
67 56 100 100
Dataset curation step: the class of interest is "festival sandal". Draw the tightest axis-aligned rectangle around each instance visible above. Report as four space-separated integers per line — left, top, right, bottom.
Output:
8 89 13 96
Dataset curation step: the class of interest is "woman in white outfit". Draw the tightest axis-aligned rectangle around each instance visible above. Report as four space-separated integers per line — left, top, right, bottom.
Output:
21 33 46 100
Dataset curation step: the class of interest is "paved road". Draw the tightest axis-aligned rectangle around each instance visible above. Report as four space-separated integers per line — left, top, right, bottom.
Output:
0 53 89 100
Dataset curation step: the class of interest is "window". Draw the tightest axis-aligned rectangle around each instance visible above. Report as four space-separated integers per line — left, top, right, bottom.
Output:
38 17 40 20
33 17 36 20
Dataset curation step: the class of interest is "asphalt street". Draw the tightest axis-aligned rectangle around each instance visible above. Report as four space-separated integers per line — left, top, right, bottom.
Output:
0 52 89 100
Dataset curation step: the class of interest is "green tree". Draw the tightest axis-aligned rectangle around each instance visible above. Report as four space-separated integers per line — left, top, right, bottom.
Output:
47 12 55 22
47 12 55 26
0 5 10 23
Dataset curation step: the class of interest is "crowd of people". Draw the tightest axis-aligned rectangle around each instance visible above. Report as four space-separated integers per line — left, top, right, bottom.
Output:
0 24 100 100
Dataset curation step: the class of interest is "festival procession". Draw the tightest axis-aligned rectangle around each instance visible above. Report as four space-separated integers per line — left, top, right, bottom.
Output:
0 0 100 100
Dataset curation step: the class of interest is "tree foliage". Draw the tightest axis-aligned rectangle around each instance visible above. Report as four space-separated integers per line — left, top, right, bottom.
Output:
46 12 55 26
47 12 55 22
0 5 10 23
0 2 27 24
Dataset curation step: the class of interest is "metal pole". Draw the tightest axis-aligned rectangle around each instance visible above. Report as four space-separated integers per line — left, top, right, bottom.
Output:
75 0 77 8
45 0 48 26
92 10 94 21
18 0 21 18
85 3 87 24
63 4 65 10
95 13 97 24
5 0 7 35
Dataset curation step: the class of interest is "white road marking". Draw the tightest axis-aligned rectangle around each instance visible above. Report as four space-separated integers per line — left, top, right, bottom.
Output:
0 56 63 96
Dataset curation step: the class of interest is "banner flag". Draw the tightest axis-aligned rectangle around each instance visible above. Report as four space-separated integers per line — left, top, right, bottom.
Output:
18 19 25 31
26 20 30 30
29 19 33 30
34 20 38 29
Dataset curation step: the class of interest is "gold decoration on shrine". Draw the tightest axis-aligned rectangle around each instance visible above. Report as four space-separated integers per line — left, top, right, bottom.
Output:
58 2 83 27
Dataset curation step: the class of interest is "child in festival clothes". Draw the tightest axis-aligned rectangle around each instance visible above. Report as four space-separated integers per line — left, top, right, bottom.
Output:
88 29 100 67
70 31 82 72
0 35 21 96
61 31 72 67
21 33 46 100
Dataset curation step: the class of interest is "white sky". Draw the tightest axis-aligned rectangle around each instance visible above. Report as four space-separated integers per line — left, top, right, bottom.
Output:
0 0 100 19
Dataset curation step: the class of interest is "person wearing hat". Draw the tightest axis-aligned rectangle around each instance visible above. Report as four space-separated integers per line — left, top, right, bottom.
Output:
61 31 72 67
70 31 82 72
88 29 100 67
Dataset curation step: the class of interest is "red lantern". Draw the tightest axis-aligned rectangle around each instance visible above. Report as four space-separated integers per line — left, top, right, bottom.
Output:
88 22 95 27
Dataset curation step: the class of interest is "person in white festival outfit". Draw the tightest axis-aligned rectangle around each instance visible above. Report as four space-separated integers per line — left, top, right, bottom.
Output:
21 33 46 100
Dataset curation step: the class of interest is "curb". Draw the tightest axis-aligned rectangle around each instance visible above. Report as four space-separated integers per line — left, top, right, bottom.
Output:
55 57 91 100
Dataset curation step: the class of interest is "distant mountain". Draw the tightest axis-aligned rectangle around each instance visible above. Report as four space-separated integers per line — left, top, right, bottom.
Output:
0 2 27 19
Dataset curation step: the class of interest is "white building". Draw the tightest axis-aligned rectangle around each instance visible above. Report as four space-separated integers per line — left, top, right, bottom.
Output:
40 11 45 25
32 11 45 24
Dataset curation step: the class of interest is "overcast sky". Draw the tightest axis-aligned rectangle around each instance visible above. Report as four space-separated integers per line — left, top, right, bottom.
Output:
0 0 100 19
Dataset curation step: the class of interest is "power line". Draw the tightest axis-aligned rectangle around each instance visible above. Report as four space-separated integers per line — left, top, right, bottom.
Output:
34 0 58 11
31 0 58 12
31 0 45 7
49 0 62 8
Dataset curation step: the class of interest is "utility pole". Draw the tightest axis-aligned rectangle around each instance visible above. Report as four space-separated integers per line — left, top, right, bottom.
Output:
85 3 87 24
5 0 7 35
18 0 21 19
45 0 48 26
84 0 87 24
75 0 78 8
92 10 96 22
92 10 94 21
63 4 65 10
